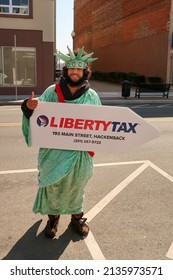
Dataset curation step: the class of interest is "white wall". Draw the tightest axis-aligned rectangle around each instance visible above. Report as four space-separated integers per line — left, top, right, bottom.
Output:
0 0 55 42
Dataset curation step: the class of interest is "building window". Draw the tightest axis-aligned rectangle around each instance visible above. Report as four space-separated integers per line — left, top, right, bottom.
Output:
0 46 36 87
0 0 29 16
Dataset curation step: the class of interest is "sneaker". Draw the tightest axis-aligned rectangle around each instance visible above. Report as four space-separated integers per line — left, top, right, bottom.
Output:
44 215 60 238
71 213 89 237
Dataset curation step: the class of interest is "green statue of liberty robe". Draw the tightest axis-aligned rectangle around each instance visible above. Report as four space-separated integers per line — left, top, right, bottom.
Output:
22 83 101 215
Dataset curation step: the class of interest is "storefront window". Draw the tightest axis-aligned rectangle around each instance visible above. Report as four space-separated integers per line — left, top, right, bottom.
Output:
0 0 29 15
0 46 36 87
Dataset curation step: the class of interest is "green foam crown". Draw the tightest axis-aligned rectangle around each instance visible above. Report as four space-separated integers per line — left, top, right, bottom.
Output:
56 46 97 69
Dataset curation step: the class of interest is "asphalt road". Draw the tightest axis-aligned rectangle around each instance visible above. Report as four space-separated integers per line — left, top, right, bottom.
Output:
100 101 173 118
121 103 173 118
0 105 173 261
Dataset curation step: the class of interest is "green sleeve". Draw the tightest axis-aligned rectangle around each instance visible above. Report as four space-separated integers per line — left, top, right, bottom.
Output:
22 114 32 146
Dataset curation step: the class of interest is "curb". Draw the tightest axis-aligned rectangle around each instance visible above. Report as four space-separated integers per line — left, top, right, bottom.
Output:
1 97 173 106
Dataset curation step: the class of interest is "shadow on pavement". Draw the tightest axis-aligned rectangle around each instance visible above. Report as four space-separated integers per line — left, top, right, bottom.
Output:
2 220 82 260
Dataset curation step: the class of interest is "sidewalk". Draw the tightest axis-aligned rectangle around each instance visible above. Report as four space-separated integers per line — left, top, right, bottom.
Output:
0 80 173 105
90 80 173 104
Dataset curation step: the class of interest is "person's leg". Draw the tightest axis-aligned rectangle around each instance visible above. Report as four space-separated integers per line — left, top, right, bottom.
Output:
44 215 60 238
71 212 89 236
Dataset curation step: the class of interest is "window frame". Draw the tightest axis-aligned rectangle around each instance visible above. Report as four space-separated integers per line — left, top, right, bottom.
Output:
0 45 37 88
0 0 33 18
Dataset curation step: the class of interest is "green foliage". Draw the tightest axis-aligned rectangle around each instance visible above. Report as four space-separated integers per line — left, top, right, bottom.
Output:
92 71 164 86
92 71 127 83
127 72 137 82
133 75 146 85
147 76 162 83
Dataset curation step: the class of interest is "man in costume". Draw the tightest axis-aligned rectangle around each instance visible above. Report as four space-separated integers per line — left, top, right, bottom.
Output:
21 46 101 238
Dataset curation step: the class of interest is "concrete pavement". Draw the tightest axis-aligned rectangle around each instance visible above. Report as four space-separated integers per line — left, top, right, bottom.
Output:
1 81 173 261
90 80 173 104
0 80 173 105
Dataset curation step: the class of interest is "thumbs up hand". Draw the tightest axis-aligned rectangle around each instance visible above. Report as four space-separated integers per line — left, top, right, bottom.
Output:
26 91 38 110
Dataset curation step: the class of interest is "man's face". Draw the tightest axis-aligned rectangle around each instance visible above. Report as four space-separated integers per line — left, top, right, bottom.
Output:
66 68 86 87
67 68 84 82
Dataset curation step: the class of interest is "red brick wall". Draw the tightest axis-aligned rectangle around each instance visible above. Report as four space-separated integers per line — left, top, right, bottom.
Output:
74 0 171 81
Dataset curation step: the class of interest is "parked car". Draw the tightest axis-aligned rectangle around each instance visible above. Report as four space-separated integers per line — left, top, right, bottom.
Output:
55 69 62 78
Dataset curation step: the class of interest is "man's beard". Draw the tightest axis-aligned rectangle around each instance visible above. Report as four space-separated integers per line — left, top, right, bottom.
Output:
66 74 86 87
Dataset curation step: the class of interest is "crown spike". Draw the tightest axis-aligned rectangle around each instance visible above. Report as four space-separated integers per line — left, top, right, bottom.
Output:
67 46 76 60
82 52 94 61
86 57 98 62
56 51 71 62
76 46 85 60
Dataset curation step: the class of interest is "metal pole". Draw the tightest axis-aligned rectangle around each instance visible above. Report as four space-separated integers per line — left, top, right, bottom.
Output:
14 34 18 100
2 47 4 87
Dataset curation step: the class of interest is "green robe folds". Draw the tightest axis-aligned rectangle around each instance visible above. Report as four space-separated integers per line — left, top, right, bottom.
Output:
22 84 101 215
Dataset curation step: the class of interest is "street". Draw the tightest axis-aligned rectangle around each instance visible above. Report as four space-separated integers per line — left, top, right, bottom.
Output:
0 104 173 260
128 104 173 118
103 102 173 118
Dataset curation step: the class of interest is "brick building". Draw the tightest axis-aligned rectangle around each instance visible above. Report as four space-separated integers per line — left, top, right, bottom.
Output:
0 0 56 97
74 0 173 83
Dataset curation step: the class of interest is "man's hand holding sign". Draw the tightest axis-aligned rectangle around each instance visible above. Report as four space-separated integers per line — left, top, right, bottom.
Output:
26 91 38 110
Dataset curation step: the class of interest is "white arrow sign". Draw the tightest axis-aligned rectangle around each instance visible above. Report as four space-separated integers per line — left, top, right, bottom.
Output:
30 102 159 153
